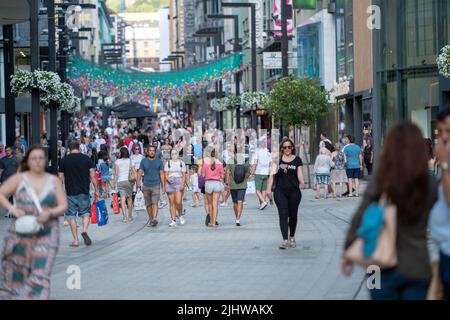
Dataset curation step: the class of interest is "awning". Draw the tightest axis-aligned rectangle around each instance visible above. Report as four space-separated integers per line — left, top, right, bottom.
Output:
0 1 29 25
112 101 148 113
116 107 157 119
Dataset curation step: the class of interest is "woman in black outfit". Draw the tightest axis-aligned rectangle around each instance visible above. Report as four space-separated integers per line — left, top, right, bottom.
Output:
268 138 306 249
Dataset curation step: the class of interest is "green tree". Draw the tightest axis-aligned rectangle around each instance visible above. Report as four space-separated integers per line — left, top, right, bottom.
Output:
267 75 330 188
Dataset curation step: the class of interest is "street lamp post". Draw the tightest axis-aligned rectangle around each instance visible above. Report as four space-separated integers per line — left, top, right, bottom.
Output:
28 0 41 145
221 1 257 130
208 14 242 128
3 25 16 148
48 0 58 173
281 0 289 77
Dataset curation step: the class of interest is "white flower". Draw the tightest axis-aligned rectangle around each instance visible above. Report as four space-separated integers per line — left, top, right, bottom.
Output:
241 92 268 110
437 45 450 78
210 98 227 112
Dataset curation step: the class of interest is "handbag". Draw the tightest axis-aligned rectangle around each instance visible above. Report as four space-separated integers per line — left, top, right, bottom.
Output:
91 200 98 224
134 189 146 211
128 159 137 183
344 199 398 269
96 199 109 227
112 193 120 214
198 168 206 189
14 174 44 235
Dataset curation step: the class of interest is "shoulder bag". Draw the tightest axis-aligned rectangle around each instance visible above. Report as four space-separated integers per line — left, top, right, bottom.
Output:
344 198 398 269
128 159 137 183
14 174 46 235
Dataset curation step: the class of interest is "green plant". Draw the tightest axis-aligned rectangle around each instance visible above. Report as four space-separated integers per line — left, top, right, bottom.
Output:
225 96 241 110
11 69 80 112
438 45 450 78
267 75 330 188
267 76 329 127
241 92 269 110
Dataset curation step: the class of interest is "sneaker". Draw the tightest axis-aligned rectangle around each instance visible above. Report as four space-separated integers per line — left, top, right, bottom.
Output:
169 220 177 227
259 201 268 210
279 240 289 250
289 237 296 248
179 215 185 225
219 202 226 207
152 219 158 227
235 220 240 227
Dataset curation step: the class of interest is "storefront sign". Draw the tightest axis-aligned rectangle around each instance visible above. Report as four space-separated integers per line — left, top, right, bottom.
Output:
332 79 350 100
248 0 264 49
263 52 282 69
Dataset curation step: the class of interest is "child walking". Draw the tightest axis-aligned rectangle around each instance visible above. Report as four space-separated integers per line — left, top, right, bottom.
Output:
99 154 113 198
190 165 202 207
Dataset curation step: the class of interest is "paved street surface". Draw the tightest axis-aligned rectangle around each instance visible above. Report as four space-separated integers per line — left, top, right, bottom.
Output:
0 187 369 300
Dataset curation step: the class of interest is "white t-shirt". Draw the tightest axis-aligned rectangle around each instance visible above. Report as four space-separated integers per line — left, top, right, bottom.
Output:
254 148 272 175
105 127 113 136
96 138 106 151
164 160 187 178
115 158 132 182
80 143 88 155
130 154 144 170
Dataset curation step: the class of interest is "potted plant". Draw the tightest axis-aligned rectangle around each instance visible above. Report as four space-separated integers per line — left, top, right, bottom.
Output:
437 45 450 78
11 69 80 112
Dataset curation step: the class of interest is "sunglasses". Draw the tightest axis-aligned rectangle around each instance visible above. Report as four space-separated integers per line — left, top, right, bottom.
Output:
282 145 293 150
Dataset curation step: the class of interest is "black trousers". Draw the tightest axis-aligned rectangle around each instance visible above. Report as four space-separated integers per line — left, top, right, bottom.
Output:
274 187 302 241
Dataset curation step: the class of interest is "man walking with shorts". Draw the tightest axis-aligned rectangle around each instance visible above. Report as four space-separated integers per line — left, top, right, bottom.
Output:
137 146 165 227
226 155 252 226
59 141 99 247
343 135 363 197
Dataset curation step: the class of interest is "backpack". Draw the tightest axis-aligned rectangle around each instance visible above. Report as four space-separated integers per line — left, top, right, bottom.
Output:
233 164 246 184
168 160 183 170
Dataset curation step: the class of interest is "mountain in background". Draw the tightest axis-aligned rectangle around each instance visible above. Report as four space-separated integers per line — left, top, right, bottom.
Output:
107 0 169 13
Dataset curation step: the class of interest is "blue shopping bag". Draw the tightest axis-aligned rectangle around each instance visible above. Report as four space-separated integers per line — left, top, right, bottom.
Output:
96 199 109 227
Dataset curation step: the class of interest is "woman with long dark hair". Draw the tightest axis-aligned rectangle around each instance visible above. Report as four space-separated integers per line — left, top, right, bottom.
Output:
342 122 437 300
267 138 306 249
0 146 68 299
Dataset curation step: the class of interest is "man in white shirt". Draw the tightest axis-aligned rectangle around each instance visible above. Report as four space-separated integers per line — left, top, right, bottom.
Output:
252 140 273 210
95 132 106 151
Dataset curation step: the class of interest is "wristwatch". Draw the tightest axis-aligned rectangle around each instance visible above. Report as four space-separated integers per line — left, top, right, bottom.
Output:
441 162 449 171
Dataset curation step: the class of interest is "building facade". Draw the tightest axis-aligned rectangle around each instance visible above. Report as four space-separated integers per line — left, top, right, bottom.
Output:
121 12 161 71
373 0 450 147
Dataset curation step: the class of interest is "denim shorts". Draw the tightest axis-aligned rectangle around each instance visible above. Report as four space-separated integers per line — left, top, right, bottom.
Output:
66 194 91 220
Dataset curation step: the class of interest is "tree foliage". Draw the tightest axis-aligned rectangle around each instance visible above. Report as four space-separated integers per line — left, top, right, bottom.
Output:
267 76 329 127
107 0 169 13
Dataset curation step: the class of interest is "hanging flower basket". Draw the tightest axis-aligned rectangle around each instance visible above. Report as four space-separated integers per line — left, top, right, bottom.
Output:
210 98 227 112
224 96 241 110
241 92 268 111
437 45 450 78
11 69 80 112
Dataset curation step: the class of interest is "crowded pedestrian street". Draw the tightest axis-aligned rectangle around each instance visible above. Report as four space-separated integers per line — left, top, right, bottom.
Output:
0 187 368 300
1 0 450 306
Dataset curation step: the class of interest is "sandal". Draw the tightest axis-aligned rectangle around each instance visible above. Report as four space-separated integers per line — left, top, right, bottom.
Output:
69 243 79 248
81 232 92 246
